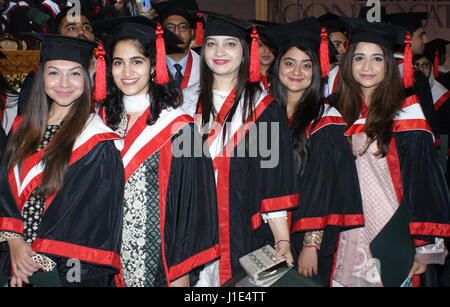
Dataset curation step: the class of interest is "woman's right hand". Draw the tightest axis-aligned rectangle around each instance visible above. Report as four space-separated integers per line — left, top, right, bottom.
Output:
8 238 40 287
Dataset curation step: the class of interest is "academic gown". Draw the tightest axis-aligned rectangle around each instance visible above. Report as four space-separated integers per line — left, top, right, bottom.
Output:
289 103 364 287
195 89 299 285
0 114 125 286
117 106 219 286
396 58 439 138
333 95 450 287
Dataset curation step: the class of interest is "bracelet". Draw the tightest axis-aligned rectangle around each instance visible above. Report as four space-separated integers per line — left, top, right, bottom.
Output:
0 231 23 243
303 231 323 250
275 240 290 247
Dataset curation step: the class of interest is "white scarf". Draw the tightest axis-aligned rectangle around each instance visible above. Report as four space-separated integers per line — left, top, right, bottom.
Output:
123 94 150 113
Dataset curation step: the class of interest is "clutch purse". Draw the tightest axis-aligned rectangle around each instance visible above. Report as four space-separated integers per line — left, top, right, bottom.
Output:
239 245 290 286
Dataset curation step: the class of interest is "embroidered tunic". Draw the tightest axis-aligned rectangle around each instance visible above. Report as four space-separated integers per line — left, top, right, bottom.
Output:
116 113 162 287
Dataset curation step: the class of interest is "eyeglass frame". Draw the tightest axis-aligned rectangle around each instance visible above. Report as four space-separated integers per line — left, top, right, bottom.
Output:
164 22 191 33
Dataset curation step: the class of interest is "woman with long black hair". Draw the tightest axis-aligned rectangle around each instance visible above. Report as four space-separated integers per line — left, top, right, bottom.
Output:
0 33 125 287
183 12 299 286
265 17 364 287
93 16 219 287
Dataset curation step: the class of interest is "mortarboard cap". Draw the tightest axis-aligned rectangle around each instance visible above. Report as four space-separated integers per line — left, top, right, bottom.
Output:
424 38 450 78
341 17 407 50
384 12 427 34
200 11 253 40
341 17 415 88
248 19 280 49
318 13 348 34
22 32 108 101
22 32 97 69
92 16 182 47
248 19 280 32
93 16 183 87
195 11 262 82
261 17 336 78
152 0 200 27
152 0 204 45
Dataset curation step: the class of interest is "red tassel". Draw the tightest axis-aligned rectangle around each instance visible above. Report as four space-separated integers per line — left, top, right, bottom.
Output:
320 27 330 78
195 13 203 46
402 33 415 88
93 44 107 102
433 49 439 78
249 26 261 83
155 23 169 84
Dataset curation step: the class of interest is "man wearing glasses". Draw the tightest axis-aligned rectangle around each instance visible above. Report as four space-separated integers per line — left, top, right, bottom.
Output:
152 0 201 89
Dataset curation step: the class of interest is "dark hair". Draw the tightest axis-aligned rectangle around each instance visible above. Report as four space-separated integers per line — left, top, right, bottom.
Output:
198 37 261 143
336 42 405 157
269 45 324 176
103 38 182 130
4 62 92 196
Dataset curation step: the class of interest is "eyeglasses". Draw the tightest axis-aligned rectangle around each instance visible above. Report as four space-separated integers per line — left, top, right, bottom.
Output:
165 23 190 33
413 62 431 69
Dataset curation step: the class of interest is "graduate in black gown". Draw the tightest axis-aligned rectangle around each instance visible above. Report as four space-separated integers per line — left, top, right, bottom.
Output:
0 33 125 287
93 16 219 287
264 17 364 287
332 19 450 287
181 11 299 286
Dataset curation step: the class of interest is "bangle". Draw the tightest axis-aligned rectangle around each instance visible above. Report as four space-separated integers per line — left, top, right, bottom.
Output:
275 240 290 247
303 231 323 250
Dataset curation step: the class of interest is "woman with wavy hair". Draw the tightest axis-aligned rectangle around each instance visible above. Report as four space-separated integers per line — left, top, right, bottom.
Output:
332 19 450 287
0 33 125 287
264 17 364 287
93 16 219 287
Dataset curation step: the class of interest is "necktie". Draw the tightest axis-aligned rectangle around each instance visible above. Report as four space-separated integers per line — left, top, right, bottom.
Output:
174 64 183 87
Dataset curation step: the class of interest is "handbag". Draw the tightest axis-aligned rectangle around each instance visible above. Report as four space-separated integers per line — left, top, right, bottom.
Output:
239 245 290 286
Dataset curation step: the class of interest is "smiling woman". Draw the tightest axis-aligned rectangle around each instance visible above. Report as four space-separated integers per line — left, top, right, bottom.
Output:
333 18 450 288
92 16 219 287
0 33 125 287
111 39 151 97
44 60 86 124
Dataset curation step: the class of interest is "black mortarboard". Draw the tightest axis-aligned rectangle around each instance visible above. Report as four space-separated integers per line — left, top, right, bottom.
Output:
318 13 347 34
261 17 336 78
200 11 254 40
92 16 182 47
425 38 449 57
152 0 204 45
93 16 184 87
152 0 200 27
384 12 427 34
248 19 280 32
424 39 450 78
196 11 262 82
341 17 415 88
340 17 407 50
23 32 97 69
